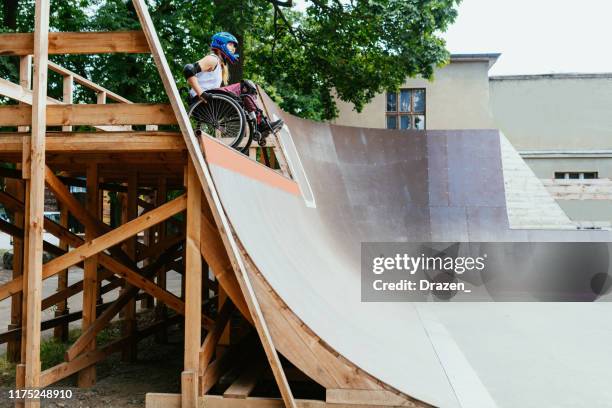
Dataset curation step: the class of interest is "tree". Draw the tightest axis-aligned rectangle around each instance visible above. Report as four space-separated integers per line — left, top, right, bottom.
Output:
0 0 461 121
249 0 461 119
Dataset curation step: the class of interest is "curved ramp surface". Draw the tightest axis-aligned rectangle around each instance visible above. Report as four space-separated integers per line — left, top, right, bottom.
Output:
202 92 612 408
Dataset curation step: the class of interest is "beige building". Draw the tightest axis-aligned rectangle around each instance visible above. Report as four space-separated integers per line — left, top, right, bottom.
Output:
331 54 612 226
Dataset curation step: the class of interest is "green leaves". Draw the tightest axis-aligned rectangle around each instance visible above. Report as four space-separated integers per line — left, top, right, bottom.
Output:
0 0 460 121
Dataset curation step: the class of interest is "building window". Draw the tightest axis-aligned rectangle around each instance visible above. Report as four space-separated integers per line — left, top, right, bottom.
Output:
386 89 426 130
554 172 599 180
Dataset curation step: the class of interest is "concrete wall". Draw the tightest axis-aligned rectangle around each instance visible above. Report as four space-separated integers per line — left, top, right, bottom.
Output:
490 75 612 225
489 74 612 151
332 60 496 130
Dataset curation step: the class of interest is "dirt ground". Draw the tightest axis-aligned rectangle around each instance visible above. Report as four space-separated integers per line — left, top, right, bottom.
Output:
0 293 185 408
0 326 184 408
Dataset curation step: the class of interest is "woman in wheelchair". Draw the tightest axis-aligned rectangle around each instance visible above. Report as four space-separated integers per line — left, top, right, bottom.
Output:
183 31 283 150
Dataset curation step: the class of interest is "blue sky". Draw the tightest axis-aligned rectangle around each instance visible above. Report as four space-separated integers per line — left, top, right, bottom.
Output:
293 0 612 75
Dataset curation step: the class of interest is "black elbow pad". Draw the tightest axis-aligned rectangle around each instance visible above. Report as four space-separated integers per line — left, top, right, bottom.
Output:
183 62 202 79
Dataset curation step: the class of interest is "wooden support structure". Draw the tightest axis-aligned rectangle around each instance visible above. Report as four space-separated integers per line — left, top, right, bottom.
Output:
20 0 50 405
154 177 169 342
5 177 24 362
0 133 185 155
121 171 138 362
182 161 202 407
0 2 420 407
0 31 150 55
53 204 70 342
77 163 99 387
0 103 177 126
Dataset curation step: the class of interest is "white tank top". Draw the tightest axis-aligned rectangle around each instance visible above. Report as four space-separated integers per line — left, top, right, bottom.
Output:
189 53 223 97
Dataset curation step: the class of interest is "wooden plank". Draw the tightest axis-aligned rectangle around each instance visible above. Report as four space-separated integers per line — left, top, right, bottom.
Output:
0 77 62 105
21 54 33 182
48 61 132 103
0 31 150 56
146 393 181 408
0 103 177 126
5 178 24 362
53 204 69 341
326 390 419 407
78 163 99 387
40 336 130 388
23 0 50 403
199 298 235 375
181 370 198 408
200 333 258 396
154 177 169 342
184 161 202 403
139 233 184 262
97 253 213 328
61 74 73 131
0 132 185 153
42 269 114 311
42 195 186 278
44 165 115 237
255 83 292 178
121 171 138 362
65 243 181 362
222 357 264 399
200 204 250 321
148 393 417 408
0 78 129 132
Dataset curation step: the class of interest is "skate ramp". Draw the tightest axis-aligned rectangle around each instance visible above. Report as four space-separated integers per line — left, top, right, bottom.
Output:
201 90 612 407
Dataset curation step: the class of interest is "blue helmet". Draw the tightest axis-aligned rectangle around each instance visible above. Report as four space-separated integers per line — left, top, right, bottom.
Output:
211 32 239 65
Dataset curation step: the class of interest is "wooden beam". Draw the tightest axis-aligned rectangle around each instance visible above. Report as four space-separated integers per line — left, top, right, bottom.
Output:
0 31 150 56
0 131 185 154
22 0 50 403
184 161 202 405
53 204 69 341
40 336 130 388
0 104 177 126
326 390 418 407
200 333 258 396
121 172 138 362
5 177 24 362
199 298 235 376
96 252 213 328
154 176 169 343
138 233 184 262
61 74 73 131
65 243 182 362
222 357 264 399
44 165 107 234
41 195 186 278
48 61 132 103
78 163 99 387
200 204 250 321
0 77 61 105
1 302 112 345
41 269 115 311
146 394 418 408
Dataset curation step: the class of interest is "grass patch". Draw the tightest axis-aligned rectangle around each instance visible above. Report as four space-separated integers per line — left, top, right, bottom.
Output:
0 354 16 385
0 324 122 386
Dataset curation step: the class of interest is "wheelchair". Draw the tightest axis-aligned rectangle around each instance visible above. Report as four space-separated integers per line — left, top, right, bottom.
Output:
187 81 270 153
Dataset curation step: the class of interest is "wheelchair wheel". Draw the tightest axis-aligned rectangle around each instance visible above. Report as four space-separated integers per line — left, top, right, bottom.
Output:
188 93 246 149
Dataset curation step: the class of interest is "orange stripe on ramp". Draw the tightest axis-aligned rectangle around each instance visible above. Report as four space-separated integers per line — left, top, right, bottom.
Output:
201 136 300 196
